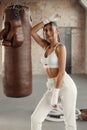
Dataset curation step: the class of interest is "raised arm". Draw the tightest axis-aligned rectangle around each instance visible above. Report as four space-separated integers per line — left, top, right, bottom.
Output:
31 13 60 49
31 22 48 49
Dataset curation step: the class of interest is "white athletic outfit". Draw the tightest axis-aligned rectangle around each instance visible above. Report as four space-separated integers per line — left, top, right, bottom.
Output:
31 44 77 130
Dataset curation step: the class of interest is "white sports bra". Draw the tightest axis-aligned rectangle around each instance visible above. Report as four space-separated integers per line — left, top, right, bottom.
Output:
41 44 58 68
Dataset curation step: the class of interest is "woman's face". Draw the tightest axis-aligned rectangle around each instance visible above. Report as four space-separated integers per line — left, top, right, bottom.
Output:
43 23 58 42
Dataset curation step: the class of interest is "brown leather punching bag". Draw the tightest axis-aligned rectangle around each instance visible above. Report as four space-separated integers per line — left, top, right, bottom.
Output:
0 5 32 97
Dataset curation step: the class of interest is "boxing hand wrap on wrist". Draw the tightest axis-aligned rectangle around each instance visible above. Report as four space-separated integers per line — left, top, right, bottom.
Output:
46 81 54 92
51 88 60 106
43 13 58 25
43 19 50 25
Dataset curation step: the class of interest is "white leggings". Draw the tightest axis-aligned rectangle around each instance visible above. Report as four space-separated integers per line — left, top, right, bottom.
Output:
31 72 77 130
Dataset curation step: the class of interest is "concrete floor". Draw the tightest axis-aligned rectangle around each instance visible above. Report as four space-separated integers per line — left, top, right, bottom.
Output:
0 74 87 130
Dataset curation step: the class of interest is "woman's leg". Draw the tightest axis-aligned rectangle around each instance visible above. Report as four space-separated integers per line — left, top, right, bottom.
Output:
60 73 77 130
31 90 53 130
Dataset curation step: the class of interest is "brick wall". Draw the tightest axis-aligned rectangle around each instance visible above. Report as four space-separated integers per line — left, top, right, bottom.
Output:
0 0 85 75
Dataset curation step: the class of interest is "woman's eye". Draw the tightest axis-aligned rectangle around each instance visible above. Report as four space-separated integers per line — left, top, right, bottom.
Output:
44 29 47 32
44 28 53 33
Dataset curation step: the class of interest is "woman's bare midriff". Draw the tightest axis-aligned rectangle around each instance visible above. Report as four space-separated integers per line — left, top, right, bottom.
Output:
45 68 59 78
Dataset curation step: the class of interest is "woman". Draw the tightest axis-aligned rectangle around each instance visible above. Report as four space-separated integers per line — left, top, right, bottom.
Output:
31 14 77 130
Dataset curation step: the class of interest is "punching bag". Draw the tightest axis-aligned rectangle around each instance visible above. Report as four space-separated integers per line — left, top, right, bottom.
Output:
0 5 32 97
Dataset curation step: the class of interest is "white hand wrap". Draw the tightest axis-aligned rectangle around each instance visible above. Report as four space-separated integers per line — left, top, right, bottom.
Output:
43 19 50 25
46 81 54 92
43 13 58 25
51 88 60 106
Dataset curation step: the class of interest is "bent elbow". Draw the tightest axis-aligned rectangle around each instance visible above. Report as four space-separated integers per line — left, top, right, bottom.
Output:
31 29 34 36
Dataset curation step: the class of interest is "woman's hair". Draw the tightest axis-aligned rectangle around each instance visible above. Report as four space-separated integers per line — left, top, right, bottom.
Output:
43 22 60 45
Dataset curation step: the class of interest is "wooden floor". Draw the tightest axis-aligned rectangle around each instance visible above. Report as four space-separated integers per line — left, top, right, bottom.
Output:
0 74 87 130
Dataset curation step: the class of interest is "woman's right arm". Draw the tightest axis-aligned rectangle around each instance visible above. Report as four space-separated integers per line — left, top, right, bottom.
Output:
31 22 48 49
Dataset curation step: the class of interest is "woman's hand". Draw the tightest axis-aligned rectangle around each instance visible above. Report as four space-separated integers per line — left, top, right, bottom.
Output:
43 13 61 25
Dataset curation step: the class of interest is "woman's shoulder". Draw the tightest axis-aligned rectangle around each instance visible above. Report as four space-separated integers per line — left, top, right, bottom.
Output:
56 43 66 50
58 43 65 47
56 43 66 55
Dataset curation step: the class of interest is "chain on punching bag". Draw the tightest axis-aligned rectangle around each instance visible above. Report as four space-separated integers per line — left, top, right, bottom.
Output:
0 5 32 97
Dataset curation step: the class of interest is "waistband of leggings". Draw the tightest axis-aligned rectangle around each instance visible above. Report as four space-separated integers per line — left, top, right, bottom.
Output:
47 71 68 82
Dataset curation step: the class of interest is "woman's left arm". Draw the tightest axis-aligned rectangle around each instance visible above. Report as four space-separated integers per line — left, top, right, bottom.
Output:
55 44 66 88
51 44 66 107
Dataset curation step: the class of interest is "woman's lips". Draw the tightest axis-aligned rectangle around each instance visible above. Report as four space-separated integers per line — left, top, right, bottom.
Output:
47 36 53 39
